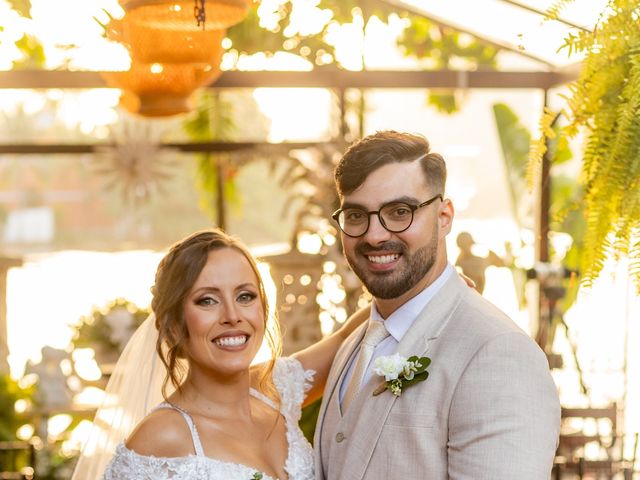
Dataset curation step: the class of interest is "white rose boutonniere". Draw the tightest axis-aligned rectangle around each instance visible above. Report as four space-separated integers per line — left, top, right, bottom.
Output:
372 353 431 396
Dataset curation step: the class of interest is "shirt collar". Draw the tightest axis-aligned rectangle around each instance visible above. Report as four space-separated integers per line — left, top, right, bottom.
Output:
371 263 455 342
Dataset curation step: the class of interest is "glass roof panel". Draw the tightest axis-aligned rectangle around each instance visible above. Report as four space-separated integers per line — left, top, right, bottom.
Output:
389 0 607 67
514 0 606 28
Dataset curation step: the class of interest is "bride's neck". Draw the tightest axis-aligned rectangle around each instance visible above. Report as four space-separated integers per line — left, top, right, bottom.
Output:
178 369 254 417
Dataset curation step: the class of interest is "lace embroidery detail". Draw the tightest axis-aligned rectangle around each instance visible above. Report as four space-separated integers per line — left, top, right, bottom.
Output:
103 445 251 480
102 357 315 480
271 357 315 480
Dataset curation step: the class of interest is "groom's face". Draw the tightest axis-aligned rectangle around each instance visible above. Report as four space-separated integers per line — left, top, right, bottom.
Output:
339 160 452 305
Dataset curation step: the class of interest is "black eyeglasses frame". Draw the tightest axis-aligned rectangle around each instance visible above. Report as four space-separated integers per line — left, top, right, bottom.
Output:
331 194 443 238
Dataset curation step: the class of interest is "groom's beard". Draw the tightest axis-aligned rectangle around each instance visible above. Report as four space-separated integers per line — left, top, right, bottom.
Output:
345 234 438 300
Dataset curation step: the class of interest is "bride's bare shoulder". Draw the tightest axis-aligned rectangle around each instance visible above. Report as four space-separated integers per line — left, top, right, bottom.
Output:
125 407 194 458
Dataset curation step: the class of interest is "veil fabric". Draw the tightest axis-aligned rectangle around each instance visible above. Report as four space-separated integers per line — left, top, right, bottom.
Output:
72 313 173 480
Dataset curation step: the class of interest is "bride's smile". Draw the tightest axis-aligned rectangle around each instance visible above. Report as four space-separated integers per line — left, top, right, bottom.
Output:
212 332 249 349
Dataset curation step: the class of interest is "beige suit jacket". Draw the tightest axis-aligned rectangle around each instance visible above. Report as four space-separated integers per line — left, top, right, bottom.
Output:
314 272 560 479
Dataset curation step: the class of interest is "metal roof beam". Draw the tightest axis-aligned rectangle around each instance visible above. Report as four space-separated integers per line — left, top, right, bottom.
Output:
0 141 332 155
0 68 574 90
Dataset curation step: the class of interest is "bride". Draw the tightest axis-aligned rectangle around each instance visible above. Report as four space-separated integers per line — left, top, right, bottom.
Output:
72 229 368 479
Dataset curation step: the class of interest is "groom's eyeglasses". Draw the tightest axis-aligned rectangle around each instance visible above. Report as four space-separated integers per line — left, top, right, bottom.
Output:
332 194 443 238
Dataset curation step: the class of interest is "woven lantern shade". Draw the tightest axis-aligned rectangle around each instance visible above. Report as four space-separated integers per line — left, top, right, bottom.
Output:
103 61 222 116
107 16 226 66
121 0 249 30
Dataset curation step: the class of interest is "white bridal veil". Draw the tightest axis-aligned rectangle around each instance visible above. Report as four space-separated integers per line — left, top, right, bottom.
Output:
72 314 172 479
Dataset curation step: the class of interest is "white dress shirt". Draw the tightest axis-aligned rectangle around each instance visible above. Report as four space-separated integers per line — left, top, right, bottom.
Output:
339 263 454 401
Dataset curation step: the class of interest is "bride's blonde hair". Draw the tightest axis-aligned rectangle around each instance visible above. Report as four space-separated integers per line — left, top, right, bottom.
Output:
151 229 282 400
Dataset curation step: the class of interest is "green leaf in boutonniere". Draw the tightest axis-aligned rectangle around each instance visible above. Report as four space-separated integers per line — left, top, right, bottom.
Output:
251 473 263 480
372 353 431 396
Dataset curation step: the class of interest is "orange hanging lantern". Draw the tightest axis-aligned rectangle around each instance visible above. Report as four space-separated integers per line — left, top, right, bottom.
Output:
121 0 249 30
103 0 248 117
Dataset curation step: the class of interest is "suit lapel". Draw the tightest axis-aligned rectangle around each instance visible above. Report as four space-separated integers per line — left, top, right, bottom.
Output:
339 272 468 479
397 271 467 358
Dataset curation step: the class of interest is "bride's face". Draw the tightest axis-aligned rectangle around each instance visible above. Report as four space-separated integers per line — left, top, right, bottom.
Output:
182 247 265 378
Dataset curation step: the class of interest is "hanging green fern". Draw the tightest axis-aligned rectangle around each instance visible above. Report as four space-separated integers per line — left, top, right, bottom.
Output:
532 0 640 291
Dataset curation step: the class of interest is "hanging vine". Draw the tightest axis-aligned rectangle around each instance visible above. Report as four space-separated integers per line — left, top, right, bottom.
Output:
530 0 640 291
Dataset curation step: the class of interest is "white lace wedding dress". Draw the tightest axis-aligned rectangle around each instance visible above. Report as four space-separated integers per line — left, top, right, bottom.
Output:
102 357 315 480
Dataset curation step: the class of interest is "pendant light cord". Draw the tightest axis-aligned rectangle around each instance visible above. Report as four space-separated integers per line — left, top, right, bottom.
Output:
194 0 206 29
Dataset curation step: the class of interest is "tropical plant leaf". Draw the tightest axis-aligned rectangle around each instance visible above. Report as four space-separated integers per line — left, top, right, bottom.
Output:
493 103 533 226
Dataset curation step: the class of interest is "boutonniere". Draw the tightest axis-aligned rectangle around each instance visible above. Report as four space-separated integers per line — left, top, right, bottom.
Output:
372 353 431 396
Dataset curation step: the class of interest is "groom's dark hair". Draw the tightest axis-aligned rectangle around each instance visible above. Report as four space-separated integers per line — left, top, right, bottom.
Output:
334 130 446 196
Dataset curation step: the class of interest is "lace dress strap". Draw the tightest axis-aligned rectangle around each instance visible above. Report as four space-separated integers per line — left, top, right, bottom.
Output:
154 402 205 457
271 357 315 421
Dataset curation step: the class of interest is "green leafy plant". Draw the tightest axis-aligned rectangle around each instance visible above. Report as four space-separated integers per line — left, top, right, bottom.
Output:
0 375 34 476
494 103 536 226
531 0 640 291
183 91 242 226
494 102 578 262
400 17 498 113
71 298 149 359
3 0 46 69
0 375 33 441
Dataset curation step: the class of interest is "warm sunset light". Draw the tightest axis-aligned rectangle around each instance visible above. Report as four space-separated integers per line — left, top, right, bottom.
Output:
0 1 638 478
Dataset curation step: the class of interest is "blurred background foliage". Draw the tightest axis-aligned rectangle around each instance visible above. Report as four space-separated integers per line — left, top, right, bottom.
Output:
226 0 498 113
0 375 32 441
4 0 46 69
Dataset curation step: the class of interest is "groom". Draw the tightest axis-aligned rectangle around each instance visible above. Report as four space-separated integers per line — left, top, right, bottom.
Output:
314 131 560 479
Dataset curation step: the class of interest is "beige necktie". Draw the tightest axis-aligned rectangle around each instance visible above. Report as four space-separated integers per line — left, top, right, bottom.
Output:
342 320 389 412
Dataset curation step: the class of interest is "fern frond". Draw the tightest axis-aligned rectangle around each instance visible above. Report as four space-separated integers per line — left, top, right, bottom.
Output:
527 108 557 189
544 0 576 21
629 236 640 294
580 202 613 287
542 0 640 289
